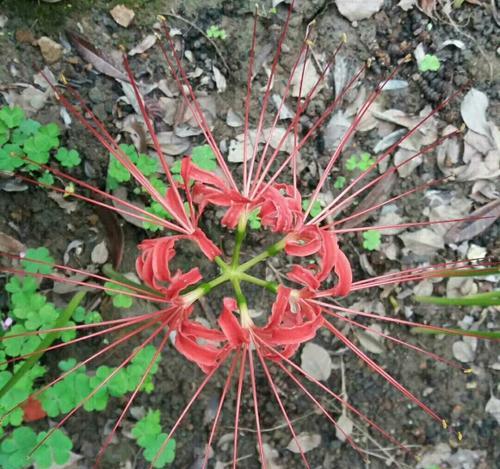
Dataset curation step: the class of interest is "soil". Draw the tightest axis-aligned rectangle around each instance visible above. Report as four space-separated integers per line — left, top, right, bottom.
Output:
0 1 498 468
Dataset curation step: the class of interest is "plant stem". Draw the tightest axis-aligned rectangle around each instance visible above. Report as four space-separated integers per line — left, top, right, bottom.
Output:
239 272 279 293
238 237 287 273
232 215 248 267
415 290 500 307
231 278 253 328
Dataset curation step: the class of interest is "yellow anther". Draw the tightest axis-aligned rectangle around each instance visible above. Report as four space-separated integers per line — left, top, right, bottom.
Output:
59 73 68 85
442 419 448 430
305 39 315 47
464 368 473 374
457 431 463 441
341 33 347 43
403 53 413 63
118 44 126 53
64 182 75 197
157 15 166 22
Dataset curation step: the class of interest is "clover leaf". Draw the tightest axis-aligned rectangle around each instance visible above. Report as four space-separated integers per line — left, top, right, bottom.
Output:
0 144 25 172
333 176 346 189
143 434 176 468
0 107 25 129
33 429 73 469
21 247 54 274
55 147 81 168
419 54 441 72
191 144 217 171
132 409 162 446
302 199 322 218
362 230 381 251
0 426 37 469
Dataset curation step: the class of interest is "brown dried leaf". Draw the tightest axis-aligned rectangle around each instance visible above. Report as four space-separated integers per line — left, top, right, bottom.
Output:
66 30 128 82
445 199 500 243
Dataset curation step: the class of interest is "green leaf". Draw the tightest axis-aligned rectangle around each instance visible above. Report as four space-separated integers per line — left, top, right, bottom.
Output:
362 230 381 251
0 107 25 129
0 121 9 147
136 154 158 176
0 426 37 469
55 147 81 168
143 434 176 467
21 247 55 274
191 144 217 171
419 54 441 72
37 171 55 186
3 325 41 357
33 429 73 469
302 199 322 218
0 144 25 172
108 155 131 184
345 155 358 171
333 176 346 189
357 152 375 171
248 209 261 230
206 25 227 40
132 409 162 446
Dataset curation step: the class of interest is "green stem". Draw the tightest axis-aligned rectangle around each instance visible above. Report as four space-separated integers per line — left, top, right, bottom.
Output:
0 291 86 401
232 215 248 267
102 264 160 296
238 237 287 273
415 290 500 307
231 278 253 328
411 327 500 340
239 273 279 293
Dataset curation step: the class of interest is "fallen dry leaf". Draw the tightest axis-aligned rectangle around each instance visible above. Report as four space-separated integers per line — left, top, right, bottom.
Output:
355 324 385 355
0 232 25 256
445 199 500 244
290 53 320 98
128 34 157 56
336 414 354 442
67 30 128 82
286 432 321 454
91 241 109 265
110 4 135 28
399 228 444 256
461 88 491 138
300 342 333 381
485 396 500 424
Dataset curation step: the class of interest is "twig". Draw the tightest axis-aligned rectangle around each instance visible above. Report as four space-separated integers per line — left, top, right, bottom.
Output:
163 12 231 72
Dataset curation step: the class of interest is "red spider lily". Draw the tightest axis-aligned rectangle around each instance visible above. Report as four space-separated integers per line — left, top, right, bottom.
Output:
0 3 498 468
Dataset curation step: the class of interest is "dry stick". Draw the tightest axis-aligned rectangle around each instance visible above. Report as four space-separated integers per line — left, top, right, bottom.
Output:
244 1 294 196
253 335 407 452
30 318 170 456
202 353 239 469
242 8 259 196
122 55 193 232
148 348 231 469
310 82 468 226
43 76 190 234
158 24 238 190
247 346 267 469
95 328 172 466
254 343 311 468
324 311 464 370
232 346 247 469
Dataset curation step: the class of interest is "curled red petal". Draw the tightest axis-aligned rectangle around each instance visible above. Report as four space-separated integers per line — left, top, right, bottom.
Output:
191 228 221 260
219 298 249 347
287 265 320 289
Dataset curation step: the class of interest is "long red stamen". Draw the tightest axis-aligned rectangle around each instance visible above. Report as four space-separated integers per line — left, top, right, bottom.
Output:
95 328 171 466
232 346 247 469
255 342 311 468
149 349 230 469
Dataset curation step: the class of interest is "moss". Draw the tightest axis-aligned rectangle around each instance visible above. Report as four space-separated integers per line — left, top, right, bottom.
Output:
0 0 171 34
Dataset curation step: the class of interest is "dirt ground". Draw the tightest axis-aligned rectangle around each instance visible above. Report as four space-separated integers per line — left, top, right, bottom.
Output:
0 0 498 468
